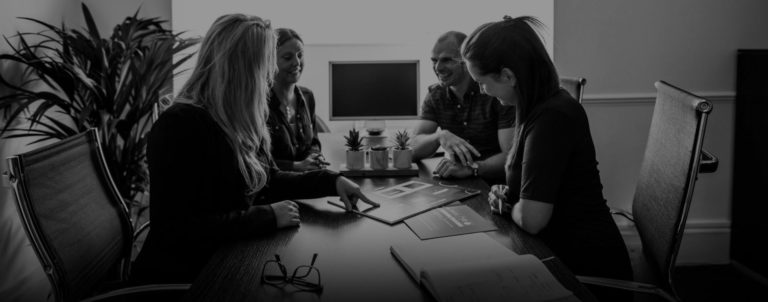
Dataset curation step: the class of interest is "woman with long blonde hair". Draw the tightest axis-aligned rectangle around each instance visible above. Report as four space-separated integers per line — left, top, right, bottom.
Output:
132 14 376 284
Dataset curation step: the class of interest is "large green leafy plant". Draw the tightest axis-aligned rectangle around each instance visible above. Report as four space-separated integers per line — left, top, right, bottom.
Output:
0 4 197 210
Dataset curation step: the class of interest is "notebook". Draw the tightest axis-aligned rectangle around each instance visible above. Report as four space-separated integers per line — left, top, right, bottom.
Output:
390 233 576 302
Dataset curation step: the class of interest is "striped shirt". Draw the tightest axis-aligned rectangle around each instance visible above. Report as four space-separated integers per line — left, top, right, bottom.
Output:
420 81 515 160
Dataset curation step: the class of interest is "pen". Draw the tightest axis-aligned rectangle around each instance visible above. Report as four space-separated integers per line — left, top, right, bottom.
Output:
327 200 378 213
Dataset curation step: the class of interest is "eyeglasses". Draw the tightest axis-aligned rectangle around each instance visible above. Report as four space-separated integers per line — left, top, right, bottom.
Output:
261 253 323 292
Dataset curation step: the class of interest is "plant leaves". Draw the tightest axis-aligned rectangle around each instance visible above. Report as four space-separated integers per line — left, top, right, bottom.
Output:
1 3 199 203
80 3 102 45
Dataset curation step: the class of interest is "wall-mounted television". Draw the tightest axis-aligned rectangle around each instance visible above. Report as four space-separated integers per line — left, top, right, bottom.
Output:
329 60 419 121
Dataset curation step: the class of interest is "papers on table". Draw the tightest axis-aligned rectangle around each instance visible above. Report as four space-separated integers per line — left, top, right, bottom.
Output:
405 204 497 240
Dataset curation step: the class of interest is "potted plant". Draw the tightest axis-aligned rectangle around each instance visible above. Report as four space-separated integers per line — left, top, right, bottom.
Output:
0 4 198 225
369 145 389 170
391 130 413 169
344 128 365 170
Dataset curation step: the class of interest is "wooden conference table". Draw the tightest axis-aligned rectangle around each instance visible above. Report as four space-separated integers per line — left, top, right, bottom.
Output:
184 132 597 302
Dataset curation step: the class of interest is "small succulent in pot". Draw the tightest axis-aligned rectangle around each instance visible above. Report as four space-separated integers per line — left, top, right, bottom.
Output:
391 130 413 169
344 128 365 170
392 130 411 150
344 128 364 151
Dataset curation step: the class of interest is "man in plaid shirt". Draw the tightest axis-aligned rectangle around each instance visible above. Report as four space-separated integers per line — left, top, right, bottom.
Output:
411 31 515 184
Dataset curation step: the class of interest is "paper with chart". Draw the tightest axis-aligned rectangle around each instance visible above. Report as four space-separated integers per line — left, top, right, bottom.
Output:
329 180 480 224
404 204 497 240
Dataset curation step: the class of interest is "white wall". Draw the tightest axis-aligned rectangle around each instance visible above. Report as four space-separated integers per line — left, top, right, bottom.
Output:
80 0 171 36
173 0 554 132
555 0 768 264
171 0 765 264
0 1 170 301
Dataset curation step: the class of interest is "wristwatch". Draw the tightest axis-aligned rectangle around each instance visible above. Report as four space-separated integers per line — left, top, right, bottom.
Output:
470 162 479 177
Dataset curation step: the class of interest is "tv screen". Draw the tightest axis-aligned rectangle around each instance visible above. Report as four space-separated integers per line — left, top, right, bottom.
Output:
329 60 419 120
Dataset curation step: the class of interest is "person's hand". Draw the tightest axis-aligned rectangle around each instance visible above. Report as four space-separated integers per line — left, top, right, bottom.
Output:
432 157 473 179
270 200 300 228
437 130 480 166
488 184 511 215
335 176 379 212
293 153 330 171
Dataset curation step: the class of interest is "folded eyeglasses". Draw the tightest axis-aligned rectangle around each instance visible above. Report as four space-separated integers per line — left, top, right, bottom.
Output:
261 253 323 292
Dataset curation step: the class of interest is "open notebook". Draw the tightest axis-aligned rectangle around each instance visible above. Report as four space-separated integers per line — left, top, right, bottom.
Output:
391 233 578 302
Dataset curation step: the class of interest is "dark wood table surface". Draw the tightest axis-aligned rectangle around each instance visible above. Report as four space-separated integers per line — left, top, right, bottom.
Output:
184 133 597 302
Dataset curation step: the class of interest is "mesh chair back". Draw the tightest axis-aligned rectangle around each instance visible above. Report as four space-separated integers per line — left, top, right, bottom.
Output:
560 77 587 103
8 129 133 301
632 81 712 293
314 114 331 133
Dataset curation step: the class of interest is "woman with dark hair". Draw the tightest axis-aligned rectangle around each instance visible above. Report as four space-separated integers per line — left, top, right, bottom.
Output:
131 15 376 284
268 28 328 171
462 16 632 301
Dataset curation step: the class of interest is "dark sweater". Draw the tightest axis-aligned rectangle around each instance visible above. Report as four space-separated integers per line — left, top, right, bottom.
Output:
505 89 633 282
267 86 322 170
131 103 339 283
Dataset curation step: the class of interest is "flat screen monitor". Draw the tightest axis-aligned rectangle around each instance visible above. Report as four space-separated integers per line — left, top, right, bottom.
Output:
329 60 419 121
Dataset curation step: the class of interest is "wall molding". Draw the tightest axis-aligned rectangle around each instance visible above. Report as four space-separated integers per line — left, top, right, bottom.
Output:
619 219 731 265
583 91 735 104
617 218 730 232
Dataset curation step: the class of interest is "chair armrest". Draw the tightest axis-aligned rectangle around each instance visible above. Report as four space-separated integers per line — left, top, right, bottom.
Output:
576 276 677 302
2 171 9 188
699 149 718 173
133 220 150 242
610 208 634 223
81 283 190 302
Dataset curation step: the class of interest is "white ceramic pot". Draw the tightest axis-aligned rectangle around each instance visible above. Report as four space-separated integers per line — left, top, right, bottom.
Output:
369 148 389 170
346 150 365 170
392 148 413 169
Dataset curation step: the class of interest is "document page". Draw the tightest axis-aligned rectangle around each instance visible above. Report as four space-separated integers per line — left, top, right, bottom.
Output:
404 204 497 240
331 179 479 224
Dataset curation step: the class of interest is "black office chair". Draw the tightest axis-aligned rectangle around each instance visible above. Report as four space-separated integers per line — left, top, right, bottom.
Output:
577 81 718 302
560 76 587 103
7 128 189 301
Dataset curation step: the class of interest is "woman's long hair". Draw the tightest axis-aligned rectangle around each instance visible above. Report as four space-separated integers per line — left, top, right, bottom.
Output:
462 16 559 125
179 14 277 194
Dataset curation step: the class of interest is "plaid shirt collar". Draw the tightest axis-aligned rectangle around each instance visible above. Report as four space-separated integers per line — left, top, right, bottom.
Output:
444 80 482 103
